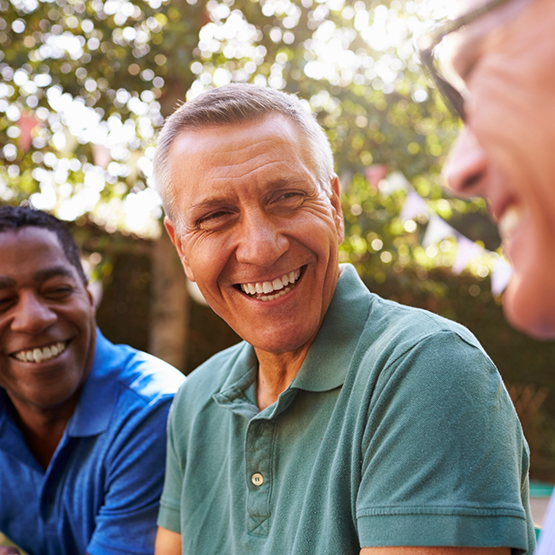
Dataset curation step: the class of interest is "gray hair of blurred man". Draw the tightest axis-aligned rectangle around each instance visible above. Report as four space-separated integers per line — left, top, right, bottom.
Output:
153 84 335 222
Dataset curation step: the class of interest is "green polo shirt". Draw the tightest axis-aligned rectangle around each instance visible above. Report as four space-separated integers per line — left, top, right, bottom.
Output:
158 264 534 554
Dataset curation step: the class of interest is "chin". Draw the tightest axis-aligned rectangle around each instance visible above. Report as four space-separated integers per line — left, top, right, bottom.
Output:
504 277 555 340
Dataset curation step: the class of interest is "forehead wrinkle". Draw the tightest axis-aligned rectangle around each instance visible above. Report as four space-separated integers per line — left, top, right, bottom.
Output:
209 155 306 182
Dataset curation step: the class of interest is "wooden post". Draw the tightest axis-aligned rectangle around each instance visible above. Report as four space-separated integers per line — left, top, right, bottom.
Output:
148 232 189 373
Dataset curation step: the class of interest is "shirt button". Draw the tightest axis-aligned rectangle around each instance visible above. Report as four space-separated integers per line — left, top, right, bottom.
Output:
251 472 264 486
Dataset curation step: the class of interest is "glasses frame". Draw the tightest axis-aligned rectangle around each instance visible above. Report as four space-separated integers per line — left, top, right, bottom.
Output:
416 0 514 121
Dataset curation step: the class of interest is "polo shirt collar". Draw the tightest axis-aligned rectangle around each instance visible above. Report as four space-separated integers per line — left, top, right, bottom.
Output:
290 263 371 392
213 343 259 420
66 329 120 437
214 264 372 405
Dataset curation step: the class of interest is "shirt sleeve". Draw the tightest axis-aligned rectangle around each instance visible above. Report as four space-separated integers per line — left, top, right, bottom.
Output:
356 330 535 553
86 395 174 555
156 392 184 533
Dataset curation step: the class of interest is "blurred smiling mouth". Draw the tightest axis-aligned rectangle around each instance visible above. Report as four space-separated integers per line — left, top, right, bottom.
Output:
237 267 303 302
11 341 68 364
498 205 523 242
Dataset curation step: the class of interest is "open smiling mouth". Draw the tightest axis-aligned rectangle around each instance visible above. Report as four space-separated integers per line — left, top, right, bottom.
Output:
11 341 69 364
236 267 304 302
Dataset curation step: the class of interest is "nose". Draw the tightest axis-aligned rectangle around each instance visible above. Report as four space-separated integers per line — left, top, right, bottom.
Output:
234 210 289 267
444 126 488 197
11 292 57 334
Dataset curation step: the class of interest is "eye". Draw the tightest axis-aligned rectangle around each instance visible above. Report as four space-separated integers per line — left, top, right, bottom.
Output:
197 209 236 230
0 295 16 313
273 191 306 210
278 192 302 200
44 285 75 299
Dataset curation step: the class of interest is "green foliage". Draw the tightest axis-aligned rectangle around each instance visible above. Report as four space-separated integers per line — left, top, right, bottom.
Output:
0 0 459 222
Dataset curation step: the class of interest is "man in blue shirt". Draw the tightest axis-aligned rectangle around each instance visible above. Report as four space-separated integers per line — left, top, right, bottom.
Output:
0 205 185 555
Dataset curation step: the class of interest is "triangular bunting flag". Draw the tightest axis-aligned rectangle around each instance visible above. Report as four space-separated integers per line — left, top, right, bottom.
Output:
452 236 484 275
422 214 456 247
491 257 513 296
400 188 429 221
364 164 388 190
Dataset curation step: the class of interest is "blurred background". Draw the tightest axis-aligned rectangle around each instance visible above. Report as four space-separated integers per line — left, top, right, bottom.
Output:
1 0 554 488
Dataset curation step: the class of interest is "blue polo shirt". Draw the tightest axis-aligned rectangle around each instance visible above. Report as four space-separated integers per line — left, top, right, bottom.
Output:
158 264 534 554
0 330 184 555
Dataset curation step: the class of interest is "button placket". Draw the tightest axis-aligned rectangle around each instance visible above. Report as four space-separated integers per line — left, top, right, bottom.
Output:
245 418 274 536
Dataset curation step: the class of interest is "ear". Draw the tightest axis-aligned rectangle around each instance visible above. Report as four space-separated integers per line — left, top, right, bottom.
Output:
85 284 95 309
329 175 345 244
164 216 196 282
83 280 99 314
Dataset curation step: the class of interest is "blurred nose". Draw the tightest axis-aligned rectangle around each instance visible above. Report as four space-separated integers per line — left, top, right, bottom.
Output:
444 126 488 197
234 210 289 267
11 292 57 334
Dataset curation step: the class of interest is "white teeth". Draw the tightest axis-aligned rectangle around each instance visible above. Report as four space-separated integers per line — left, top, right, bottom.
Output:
13 342 67 364
498 205 522 241
272 278 284 291
240 268 302 299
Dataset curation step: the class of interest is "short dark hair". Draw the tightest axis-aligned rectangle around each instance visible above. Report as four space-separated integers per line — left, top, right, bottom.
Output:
0 205 87 284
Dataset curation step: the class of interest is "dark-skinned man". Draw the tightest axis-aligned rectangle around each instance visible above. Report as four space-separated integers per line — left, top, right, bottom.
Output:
0 205 184 555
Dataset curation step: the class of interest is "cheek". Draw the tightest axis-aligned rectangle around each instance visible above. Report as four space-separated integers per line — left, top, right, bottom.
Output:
183 237 231 290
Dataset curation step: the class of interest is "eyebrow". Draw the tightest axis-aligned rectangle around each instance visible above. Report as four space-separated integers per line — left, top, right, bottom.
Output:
34 266 77 283
0 266 76 291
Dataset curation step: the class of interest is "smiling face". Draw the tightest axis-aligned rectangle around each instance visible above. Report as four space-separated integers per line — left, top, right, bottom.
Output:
0 227 96 417
164 114 344 358
443 0 555 339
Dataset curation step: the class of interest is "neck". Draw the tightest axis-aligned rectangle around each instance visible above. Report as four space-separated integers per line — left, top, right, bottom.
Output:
254 341 313 410
9 395 78 469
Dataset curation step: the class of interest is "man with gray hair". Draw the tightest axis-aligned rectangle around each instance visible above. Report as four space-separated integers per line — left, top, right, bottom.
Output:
153 83 534 555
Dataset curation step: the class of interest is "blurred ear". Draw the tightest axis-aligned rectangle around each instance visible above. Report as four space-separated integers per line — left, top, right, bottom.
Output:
84 277 103 312
164 217 196 282
85 284 96 310
329 176 345 244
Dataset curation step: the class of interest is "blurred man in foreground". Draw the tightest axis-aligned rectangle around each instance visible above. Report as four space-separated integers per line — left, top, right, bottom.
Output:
0 206 184 555
152 83 534 555
417 0 555 552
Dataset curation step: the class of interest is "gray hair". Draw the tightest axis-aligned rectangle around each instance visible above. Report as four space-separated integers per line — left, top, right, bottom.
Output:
153 84 335 221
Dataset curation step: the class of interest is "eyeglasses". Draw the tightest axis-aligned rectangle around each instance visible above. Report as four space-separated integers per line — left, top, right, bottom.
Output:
416 0 515 121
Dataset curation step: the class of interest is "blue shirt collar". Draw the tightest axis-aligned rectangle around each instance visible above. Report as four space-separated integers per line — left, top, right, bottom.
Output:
66 329 121 437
